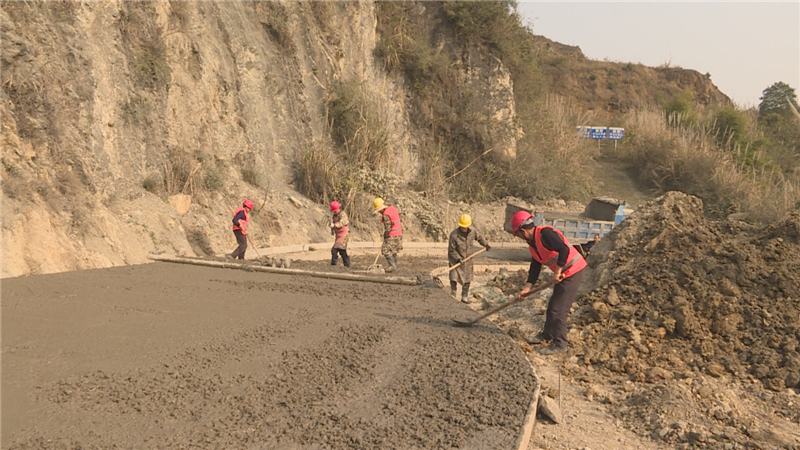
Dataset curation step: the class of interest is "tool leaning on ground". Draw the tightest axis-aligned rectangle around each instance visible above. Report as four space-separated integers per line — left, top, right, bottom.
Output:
365 249 384 274
452 279 557 327
431 247 487 288
227 205 262 258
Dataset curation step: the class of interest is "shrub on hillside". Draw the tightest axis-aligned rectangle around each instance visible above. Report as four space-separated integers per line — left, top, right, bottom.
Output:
609 105 799 223
663 89 697 127
326 80 389 169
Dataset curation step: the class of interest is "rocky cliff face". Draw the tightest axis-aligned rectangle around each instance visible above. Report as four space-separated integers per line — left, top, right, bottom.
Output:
0 1 522 277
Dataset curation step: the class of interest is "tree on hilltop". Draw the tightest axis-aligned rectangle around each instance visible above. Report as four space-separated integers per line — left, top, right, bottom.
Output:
758 82 798 118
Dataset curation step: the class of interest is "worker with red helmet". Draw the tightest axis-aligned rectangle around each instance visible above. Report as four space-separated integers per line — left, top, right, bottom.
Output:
510 210 587 355
227 199 254 260
329 200 350 268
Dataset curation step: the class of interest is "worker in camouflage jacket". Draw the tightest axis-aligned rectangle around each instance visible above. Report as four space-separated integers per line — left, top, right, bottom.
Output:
329 200 350 268
448 214 490 303
373 197 402 272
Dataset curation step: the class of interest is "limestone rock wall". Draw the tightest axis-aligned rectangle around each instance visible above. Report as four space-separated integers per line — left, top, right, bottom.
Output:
0 1 522 277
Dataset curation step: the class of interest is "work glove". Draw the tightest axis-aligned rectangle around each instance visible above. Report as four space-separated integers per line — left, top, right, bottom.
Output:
484 244 491 251
456 258 464 265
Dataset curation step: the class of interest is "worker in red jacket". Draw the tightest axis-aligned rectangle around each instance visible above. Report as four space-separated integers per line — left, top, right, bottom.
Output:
329 200 350 268
227 199 254 260
373 197 402 272
510 210 587 355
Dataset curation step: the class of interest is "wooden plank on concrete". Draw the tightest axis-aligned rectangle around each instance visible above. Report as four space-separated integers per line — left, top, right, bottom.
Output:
148 255 420 286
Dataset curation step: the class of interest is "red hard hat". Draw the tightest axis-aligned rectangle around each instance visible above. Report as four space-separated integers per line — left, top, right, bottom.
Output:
510 210 533 233
243 199 254 209
330 200 341 212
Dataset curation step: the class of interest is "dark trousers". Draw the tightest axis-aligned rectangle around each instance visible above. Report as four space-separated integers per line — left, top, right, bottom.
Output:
331 248 350 267
450 281 470 298
543 268 585 347
231 230 247 259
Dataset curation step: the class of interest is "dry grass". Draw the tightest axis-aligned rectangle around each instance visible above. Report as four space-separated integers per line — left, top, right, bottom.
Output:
162 150 203 196
293 143 379 226
325 80 390 169
505 95 598 201
609 105 799 223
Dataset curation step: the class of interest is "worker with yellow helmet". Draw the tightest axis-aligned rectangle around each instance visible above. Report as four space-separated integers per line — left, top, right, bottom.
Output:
447 213 491 302
373 197 403 272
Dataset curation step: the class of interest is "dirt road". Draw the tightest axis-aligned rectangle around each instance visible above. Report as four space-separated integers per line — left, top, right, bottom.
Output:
2 262 538 449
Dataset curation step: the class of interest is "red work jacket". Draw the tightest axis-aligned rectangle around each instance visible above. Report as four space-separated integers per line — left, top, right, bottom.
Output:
382 205 403 237
529 226 587 279
232 207 249 234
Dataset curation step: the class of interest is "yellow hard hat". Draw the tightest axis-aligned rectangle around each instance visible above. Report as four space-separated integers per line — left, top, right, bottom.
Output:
458 213 472 228
373 197 385 212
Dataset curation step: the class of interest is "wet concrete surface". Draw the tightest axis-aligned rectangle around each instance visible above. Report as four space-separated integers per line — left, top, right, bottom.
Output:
2 261 537 449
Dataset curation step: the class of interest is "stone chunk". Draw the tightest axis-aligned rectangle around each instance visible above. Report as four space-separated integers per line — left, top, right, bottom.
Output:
538 394 562 424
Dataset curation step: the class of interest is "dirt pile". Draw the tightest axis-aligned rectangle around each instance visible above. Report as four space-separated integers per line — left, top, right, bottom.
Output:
575 191 800 391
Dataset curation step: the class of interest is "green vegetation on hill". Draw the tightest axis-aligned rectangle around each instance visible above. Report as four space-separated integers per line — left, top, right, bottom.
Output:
372 1 596 204
605 82 799 223
297 0 799 225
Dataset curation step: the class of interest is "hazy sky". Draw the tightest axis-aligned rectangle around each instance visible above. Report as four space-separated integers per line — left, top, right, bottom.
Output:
516 2 800 108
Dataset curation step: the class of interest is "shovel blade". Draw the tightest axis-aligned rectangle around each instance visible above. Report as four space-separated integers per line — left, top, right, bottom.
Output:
452 317 477 327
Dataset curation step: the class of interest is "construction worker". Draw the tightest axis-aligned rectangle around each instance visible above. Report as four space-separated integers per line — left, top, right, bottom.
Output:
373 197 402 273
582 234 600 256
448 214 491 303
510 210 587 355
574 234 600 257
329 200 350 268
228 199 254 260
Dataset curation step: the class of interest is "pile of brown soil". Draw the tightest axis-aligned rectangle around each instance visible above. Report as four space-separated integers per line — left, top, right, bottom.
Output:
575 191 800 391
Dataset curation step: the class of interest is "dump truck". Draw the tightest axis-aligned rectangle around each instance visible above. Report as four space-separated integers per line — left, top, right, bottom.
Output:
504 198 632 244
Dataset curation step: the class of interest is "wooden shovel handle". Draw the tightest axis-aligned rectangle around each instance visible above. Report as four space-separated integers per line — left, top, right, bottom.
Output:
456 279 557 326
433 247 487 277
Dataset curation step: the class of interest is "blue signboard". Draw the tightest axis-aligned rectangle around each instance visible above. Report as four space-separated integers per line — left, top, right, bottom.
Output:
591 127 607 139
576 126 592 138
608 127 625 140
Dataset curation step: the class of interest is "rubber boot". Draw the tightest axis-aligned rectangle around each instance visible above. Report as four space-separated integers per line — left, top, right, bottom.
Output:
330 248 338 266
385 255 397 273
461 283 471 303
341 250 351 268
450 281 458 298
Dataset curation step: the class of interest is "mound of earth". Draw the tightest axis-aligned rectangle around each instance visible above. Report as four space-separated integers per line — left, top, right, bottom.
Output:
574 191 800 391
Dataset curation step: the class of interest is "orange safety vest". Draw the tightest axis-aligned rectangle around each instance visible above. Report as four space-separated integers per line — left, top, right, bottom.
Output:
529 226 587 279
382 205 403 237
232 207 249 232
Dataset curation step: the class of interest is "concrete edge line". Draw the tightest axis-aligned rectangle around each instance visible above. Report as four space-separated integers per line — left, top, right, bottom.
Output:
427 262 542 450
148 255 419 286
514 362 542 450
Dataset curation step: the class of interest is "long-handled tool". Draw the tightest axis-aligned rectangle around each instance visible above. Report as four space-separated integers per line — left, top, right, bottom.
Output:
365 249 384 274
432 247 487 288
228 205 262 258
432 247 486 276
452 279 556 327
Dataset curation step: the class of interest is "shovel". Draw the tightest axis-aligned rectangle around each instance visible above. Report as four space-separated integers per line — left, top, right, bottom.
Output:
365 250 384 275
452 279 556 327
432 247 486 288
